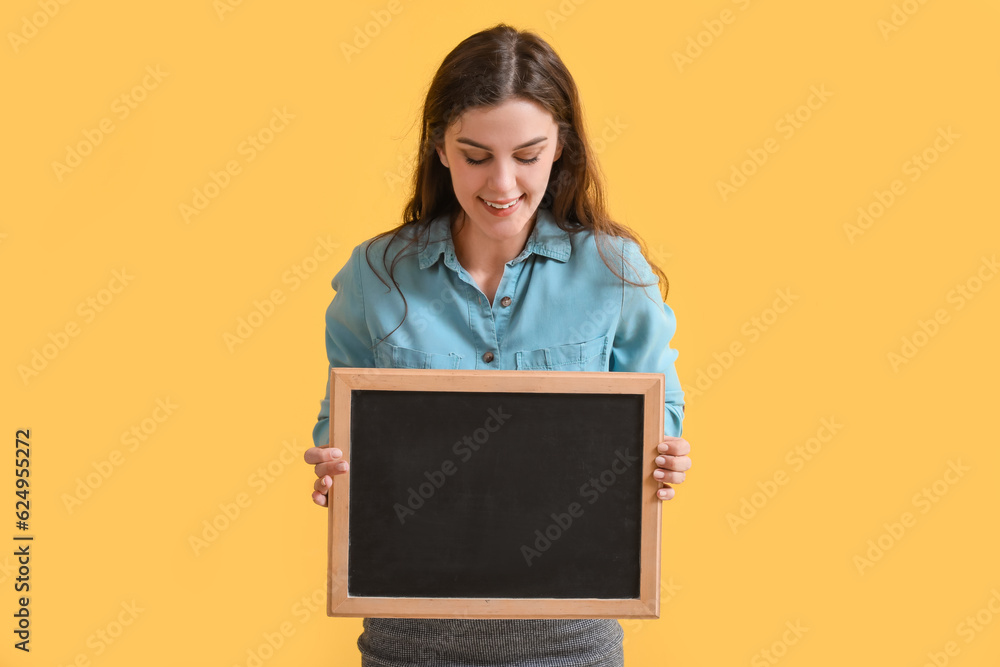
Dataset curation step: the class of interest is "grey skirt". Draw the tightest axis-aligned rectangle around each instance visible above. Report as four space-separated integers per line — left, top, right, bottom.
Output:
358 618 625 667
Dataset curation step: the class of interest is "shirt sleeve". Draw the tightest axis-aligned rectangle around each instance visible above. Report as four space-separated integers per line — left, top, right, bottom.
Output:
609 239 686 438
312 244 376 449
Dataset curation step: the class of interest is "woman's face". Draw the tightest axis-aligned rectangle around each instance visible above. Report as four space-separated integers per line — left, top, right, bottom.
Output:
436 97 563 249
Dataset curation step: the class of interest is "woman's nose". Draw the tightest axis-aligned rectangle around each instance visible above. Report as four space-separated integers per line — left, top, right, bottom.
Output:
487 159 516 194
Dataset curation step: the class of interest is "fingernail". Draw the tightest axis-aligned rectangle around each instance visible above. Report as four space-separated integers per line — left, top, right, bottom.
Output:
653 470 665 479
655 456 665 465
336 461 348 471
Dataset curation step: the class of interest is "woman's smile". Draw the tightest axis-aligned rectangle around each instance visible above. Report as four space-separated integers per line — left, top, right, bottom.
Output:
478 194 524 216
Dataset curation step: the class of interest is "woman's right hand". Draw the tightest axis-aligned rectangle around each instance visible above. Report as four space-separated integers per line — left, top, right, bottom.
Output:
303 446 350 507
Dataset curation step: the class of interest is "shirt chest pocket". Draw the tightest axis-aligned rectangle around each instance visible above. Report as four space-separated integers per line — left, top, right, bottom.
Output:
515 334 610 372
373 342 464 370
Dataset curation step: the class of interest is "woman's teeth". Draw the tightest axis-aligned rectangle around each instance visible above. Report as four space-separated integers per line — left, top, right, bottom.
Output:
481 196 520 209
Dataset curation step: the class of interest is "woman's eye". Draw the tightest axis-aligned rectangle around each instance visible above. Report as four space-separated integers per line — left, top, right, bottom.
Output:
463 155 541 166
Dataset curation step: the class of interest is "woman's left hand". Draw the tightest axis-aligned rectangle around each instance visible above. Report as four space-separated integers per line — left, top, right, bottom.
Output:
653 436 691 500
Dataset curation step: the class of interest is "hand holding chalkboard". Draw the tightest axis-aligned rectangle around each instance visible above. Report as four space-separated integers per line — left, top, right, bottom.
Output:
653 436 693 500
304 444 350 508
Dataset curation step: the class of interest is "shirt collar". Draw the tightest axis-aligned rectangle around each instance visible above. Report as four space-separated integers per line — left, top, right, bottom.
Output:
417 206 572 270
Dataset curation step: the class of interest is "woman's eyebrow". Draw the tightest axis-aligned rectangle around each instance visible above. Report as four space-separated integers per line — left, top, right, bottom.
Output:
456 136 547 151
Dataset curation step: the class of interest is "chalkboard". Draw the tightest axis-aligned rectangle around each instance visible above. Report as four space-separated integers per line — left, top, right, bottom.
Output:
326 368 665 619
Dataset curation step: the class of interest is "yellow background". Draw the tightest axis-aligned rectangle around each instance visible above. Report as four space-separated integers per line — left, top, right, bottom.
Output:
3 0 999 665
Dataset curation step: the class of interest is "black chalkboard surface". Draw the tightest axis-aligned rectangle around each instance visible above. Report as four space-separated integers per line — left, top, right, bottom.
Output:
326 368 665 619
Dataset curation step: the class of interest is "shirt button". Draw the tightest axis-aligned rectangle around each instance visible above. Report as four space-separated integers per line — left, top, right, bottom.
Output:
482 351 494 363
500 296 512 307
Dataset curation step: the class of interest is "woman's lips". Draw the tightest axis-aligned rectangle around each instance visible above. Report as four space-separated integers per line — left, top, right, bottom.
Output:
479 194 523 217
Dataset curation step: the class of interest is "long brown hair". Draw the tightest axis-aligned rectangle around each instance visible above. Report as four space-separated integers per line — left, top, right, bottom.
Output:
366 23 670 348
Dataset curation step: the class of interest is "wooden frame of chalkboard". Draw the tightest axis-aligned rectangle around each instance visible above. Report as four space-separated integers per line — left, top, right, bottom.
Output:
326 367 665 619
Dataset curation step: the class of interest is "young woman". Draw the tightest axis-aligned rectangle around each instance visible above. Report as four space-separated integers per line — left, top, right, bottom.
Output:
304 23 692 666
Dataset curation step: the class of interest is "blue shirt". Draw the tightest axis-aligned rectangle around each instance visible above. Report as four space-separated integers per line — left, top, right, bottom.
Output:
312 205 685 450
311 205 685 665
